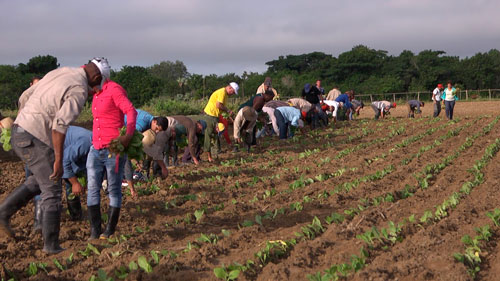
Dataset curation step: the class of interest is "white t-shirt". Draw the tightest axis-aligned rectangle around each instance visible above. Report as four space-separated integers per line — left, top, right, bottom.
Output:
432 87 442 102
323 100 340 117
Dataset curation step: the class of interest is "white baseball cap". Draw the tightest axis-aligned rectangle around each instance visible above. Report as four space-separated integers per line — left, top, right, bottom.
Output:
229 82 239 95
91 57 111 81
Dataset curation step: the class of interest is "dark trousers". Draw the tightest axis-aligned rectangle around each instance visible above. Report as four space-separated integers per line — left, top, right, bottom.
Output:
434 100 441 117
182 143 202 163
315 104 328 126
371 104 381 120
445 100 455 120
12 125 59 212
274 110 289 139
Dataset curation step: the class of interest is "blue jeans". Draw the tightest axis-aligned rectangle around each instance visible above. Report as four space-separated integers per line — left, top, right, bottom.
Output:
86 146 126 208
274 110 290 139
445 100 455 120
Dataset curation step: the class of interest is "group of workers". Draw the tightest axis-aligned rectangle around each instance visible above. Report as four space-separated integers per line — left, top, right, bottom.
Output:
0 57 459 254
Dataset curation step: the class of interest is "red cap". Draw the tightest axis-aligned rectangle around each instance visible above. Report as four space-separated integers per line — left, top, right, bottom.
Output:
301 111 307 119
437 83 443 88
392 102 397 108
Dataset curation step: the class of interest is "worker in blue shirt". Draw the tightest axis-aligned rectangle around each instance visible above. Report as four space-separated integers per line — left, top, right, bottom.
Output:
335 93 353 120
274 106 305 139
32 126 92 230
123 109 169 197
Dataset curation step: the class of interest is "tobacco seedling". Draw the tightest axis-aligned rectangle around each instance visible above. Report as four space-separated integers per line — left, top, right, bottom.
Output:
138 256 153 273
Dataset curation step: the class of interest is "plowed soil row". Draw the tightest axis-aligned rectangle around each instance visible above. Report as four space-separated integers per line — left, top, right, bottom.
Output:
0 110 499 281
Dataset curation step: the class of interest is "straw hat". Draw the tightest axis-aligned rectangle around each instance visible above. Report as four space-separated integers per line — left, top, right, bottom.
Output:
0 117 13 130
142 129 156 147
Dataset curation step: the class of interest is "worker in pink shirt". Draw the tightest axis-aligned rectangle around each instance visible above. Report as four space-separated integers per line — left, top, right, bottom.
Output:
85 58 138 240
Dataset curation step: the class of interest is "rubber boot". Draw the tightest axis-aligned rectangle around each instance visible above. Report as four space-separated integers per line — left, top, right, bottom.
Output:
42 210 65 254
33 199 43 233
67 196 82 221
88 205 101 239
100 207 120 239
0 184 37 238
244 132 252 153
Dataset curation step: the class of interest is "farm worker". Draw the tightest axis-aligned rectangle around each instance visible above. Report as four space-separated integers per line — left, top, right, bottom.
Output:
31 126 92 232
442 81 458 120
349 99 364 120
165 116 206 165
335 93 354 121
234 89 274 151
256 77 279 100
123 109 169 197
0 58 103 254
86 59 137 240
190 114 226 163
323 100 342 123
162 116 180 167
287 97 319 129
315 80 325 96
432 83 444 117
203 82 238 162
371 101 396 120
302 83 328 127
326 86 342 101
260 100 289 137
274 106 305 139
407 100 425 118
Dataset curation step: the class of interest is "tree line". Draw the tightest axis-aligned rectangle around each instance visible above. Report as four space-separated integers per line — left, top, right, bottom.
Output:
1 45 499 109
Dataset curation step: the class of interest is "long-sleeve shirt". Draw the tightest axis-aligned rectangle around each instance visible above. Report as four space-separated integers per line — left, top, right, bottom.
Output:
190 114 217 152
326 88 341 101
335 94 353 109
172 116 199 158
91 80 137 149
408 100 421 111
125 109 153 133
277 106 301 127
62 126 92 179
264 100 288 109
288 98 313 113
15 67 89 147
234 106 257 139
302 87 321 104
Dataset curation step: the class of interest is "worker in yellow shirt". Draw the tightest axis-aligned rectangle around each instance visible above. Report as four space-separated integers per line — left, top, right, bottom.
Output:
203 82 238 159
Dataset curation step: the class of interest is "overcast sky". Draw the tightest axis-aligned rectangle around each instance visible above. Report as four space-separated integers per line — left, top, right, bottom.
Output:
1 0 499 75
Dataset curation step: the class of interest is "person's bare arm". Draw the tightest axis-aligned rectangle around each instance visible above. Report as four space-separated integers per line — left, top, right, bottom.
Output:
216 102 233 116
49 130 65 181
380 109 385 119
67 176 84 196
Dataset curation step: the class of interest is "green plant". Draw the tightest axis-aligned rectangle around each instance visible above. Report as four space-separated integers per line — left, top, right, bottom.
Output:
486 208 500 226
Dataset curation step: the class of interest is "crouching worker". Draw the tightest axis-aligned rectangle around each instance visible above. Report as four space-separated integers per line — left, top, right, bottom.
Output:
123 109 169 197
189 115 225 163
32 126 92 232
371 101 396 120
274 106 305 139
235 89 274 150
407 100 424 118
169 116 207 165
0 58 102 254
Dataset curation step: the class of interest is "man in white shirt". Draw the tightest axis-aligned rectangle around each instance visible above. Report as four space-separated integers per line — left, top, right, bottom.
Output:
432 84 443 117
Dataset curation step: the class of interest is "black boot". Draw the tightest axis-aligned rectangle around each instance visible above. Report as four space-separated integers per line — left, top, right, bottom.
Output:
33 199 43 233
88 205 101 239
42 210 64 254
0 184 38 238
100 207 120 239
67 196 82 221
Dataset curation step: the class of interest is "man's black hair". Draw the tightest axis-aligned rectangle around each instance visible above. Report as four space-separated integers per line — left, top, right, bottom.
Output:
154 116 169 130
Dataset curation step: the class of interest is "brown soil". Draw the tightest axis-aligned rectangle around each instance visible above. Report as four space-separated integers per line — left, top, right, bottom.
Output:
1 102 500 280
